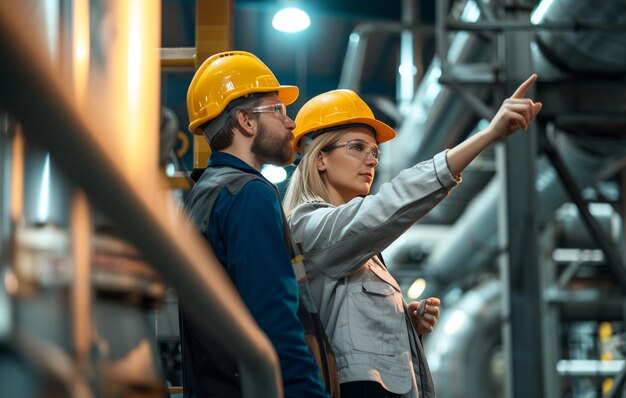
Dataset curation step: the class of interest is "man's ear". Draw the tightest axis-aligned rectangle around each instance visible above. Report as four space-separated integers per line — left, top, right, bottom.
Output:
317 152 327 172
235 110 256 137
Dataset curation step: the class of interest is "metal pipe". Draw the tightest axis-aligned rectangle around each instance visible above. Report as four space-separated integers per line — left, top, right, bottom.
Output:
544 141 626 288
447 21 626 32
557 359 624 378
436 0 449 76
622 170 626 261
534 0 626 75
606 360 626 397
425 280 502 398
407 1 626 396
160 47 195 69
398 0 418 115
70 190 91 371
391 0 495 181
474 0 496 22
446 80 495 120
338 22 434 92
0 114 12 340
423 134 626 294
0 3 281 397
390 0 626 289
544 288 626 321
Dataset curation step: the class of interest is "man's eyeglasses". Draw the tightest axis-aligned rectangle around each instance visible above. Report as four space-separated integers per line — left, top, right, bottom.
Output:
250 103 287 124
322 139 381 162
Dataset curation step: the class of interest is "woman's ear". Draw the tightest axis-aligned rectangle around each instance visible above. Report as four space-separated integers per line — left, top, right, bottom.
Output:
317 152 327 172
236 110 256 137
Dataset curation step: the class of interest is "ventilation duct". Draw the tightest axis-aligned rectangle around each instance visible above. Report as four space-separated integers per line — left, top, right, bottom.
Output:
422 133 626 294
400 1 626 396
534 0 626 76
387 0 626 282
385 0 496 224
424 280 502 398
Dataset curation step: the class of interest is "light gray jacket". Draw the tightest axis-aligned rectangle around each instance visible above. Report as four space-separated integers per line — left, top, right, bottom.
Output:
288 151 459 397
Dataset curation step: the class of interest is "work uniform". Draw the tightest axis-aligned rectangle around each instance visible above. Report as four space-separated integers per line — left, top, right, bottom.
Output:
180 152 334 398
288 151 460 398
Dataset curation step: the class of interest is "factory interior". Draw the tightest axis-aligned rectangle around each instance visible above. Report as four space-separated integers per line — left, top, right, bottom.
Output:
1 0 626 397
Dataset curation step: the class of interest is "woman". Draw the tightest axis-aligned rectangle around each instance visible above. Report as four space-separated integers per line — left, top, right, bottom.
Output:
283 76 541 398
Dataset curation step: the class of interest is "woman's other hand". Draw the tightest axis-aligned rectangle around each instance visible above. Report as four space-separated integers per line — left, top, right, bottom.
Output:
408 297 441 335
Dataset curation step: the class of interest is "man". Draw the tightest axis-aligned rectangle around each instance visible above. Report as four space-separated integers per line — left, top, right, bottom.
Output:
180 51 337 398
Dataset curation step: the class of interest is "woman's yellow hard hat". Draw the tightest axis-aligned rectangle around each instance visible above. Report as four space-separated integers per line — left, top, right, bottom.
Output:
292 89 396 153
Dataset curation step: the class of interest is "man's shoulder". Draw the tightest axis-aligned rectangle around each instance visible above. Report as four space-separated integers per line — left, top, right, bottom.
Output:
221 170 265 196
233 177 279 205
198 167 275 206
185 167 261 211
194 166 263 195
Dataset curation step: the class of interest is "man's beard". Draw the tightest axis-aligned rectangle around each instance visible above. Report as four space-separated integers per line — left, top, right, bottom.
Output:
251 122 294 167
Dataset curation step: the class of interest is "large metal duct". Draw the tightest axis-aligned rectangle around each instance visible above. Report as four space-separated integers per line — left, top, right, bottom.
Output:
423 133 626 293
400 1 626 396
424 280 503 398
373 1 626 397
384 0 496 224
534 0 626 76
423 276 626 398
387 0 626 280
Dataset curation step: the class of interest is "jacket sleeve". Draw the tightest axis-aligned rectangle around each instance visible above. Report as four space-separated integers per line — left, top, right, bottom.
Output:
289 151 459 280
216 180 329 398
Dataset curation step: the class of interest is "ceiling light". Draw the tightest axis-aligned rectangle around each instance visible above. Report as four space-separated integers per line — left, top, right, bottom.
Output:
272 7 310 33
407 278 427 299
531 0 555 25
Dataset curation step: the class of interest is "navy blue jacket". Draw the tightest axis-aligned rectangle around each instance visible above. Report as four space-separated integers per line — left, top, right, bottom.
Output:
180 152 329 398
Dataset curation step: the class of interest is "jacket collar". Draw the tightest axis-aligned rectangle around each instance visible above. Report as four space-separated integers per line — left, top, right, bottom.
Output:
207 151 269 182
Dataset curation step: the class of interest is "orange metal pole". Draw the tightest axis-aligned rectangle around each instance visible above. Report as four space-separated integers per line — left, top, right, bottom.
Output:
192 0 233 169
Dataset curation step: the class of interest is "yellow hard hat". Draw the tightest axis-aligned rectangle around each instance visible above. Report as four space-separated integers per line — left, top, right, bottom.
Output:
187 51 299 136
292 89 396 153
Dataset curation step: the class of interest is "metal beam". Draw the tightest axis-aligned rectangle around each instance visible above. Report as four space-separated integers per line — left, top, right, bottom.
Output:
498 3 544 397
544 140 626 289
447 21 626 32
606 363 626 398
0 3 281 397
192 0 234 170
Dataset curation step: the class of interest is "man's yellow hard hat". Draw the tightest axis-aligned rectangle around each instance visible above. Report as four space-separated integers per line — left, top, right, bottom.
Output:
187 51 298 136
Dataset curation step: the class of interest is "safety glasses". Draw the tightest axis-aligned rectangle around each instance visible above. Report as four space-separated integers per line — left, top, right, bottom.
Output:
250 102 287 124
322 139 381 162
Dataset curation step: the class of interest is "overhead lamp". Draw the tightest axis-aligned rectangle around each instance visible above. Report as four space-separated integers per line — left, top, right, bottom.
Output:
531 0 554 24
272 7 310 33
407 278 427 299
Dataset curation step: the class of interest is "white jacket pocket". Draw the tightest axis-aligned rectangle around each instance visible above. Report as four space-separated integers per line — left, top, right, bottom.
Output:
347 281 405 356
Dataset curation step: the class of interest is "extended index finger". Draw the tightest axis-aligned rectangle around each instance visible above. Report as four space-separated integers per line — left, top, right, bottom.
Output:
511 73 538 98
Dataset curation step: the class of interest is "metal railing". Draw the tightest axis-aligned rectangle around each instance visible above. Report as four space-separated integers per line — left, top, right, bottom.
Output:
0 2 281 397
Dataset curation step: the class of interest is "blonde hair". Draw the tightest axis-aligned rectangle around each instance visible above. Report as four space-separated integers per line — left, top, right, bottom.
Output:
283 130 347 217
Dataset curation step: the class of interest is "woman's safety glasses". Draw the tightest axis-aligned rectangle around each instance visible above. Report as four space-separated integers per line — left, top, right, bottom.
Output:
322 139 381 162
250 102 287 124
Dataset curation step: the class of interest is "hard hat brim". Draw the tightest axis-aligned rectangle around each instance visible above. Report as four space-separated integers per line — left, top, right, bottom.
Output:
277 85 299 106
294 117 396 152
191 85 299 135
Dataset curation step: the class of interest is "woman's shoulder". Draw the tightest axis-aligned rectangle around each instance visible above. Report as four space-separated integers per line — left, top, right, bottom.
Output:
295 199 333 210
289 200 335 221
